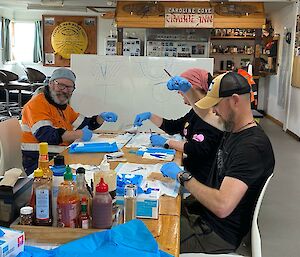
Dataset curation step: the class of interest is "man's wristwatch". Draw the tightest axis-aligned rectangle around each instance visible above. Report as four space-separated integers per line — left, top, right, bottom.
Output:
164 142 169 149
178 171 193 186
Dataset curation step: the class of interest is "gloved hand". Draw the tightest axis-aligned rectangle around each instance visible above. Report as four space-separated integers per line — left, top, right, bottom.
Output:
150 134 167 147
81 126 92 141
133 112 151 127
166 76 192 93
100 112 118 122
160 162 182 180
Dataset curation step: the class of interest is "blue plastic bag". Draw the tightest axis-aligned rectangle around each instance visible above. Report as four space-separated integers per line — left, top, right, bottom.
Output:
18 220 173 257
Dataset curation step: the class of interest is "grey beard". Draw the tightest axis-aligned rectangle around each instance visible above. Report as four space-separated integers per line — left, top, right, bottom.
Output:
224 120 234 132
49 89 69 105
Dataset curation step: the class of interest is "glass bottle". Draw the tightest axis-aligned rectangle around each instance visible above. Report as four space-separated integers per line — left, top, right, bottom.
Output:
124 184 137 222
79 197 90 229
31 168 53 226
76 167 92 216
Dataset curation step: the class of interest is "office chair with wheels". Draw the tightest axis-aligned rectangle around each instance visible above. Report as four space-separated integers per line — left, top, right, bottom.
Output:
180 174 274 257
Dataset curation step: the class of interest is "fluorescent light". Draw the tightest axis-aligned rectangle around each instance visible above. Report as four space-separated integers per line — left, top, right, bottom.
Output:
27 4 87 12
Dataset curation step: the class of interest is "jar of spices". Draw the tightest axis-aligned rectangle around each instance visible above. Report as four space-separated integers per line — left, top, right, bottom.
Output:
20 206 33 225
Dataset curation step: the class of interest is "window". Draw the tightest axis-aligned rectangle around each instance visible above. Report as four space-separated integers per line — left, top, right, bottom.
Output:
11 22 35 62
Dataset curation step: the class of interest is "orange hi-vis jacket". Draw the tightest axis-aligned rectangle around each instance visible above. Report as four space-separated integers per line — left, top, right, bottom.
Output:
21 93 85 153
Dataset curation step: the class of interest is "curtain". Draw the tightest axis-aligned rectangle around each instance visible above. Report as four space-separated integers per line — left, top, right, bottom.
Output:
33 20 43 63
2 18 11 63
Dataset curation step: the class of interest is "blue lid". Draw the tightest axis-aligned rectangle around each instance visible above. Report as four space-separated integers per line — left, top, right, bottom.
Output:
51 166 65 176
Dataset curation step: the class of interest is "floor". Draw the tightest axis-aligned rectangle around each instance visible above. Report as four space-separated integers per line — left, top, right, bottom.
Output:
259 118 300 257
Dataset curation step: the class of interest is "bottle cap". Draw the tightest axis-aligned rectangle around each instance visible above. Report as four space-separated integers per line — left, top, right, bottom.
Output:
81 197 87 203
96 178 108 193
34 168 43 178
39 142 48 155
54 155 65 166
100 158 110 172
20 206 33 215
76 167 86 174
64 165 73 181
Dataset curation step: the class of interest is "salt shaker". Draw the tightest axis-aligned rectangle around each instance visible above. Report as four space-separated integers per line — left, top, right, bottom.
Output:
124 184 137 222
20 206 33 225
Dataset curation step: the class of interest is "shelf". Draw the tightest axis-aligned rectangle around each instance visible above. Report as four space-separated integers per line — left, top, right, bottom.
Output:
209 53 253 56
211 36 255 40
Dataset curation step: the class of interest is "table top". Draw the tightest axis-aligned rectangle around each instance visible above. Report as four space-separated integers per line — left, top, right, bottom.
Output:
56 132 182 256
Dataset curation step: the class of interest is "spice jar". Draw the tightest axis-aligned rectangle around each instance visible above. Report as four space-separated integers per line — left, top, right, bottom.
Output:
20 206 33 225
124 184 137 222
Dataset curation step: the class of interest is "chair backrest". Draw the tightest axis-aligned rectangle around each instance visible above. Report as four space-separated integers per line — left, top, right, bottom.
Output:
251 174 274 257
0 118 25 175
0 70 19 82
25 67 46 83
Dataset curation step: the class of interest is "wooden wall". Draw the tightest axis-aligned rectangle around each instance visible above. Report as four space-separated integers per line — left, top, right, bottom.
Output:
116 2 265 29
43 15 97 67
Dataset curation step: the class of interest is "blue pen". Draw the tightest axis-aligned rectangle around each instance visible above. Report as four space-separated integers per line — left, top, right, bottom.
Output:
150 153 166 159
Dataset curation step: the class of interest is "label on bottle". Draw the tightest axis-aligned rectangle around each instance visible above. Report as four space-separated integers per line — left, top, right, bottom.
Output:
57 203 79 228
36 189 50 219
82 219 89 229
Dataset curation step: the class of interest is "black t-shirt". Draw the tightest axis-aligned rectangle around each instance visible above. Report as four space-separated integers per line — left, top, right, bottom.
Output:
160 109 223 183
202 125 275 247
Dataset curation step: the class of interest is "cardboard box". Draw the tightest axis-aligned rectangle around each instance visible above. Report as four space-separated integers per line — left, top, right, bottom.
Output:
116 188 160 219
0 227 25 257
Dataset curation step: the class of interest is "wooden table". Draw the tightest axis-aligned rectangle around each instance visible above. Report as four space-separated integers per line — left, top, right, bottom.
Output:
60 134 182 256
13 133 182 256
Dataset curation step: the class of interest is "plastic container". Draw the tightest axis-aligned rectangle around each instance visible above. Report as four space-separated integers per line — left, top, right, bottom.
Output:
51 155 66 227
20 206 33 225
92 178 112 229
38 142 53 179
57 166 80 228
124 184 137 222
93 158 116 205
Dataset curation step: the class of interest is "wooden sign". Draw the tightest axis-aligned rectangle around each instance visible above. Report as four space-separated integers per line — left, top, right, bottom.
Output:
43 15 97 67
165 7 213 28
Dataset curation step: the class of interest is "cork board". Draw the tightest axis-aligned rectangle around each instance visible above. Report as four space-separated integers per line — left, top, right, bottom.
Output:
292 56 300 88
42 15 97 67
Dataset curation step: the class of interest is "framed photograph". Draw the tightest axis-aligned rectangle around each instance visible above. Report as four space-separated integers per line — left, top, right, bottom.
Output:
45 53 55 65
84 18 96 26
44 17 55 26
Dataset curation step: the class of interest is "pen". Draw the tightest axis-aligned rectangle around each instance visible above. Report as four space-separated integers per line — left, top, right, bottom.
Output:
163 69 172 78
150 129 153 135
150 153 166 159
164 69 179 86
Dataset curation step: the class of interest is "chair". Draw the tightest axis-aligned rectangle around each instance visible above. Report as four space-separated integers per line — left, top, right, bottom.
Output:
180 174 274 257
0 71 20 117
0 70 32 112
0 117 25 176
24 67 46 84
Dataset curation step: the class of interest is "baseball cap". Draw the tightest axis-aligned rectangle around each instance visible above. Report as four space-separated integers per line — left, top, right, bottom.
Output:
49 68 76 84
195 72 251 109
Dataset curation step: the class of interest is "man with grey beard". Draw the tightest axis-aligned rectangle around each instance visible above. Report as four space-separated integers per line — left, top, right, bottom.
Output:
21 68 118 175
160 72 275 253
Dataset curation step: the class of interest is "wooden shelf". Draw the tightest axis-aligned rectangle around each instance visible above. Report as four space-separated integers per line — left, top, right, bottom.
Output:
211 36 255 40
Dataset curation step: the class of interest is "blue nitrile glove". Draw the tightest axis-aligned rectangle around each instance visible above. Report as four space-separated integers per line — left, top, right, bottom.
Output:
133 112 151 127
81 126 92 141
150 134 167 147
166 76 192 93
161 162 182 180
100 112 118 122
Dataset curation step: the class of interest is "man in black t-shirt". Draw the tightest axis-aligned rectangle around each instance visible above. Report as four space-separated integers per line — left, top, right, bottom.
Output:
161 72 275 254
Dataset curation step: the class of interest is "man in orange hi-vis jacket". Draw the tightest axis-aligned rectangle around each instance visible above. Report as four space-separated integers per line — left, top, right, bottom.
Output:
21 68 118 175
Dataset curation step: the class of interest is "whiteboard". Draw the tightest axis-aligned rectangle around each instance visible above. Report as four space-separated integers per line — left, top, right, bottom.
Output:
71 55 213 132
